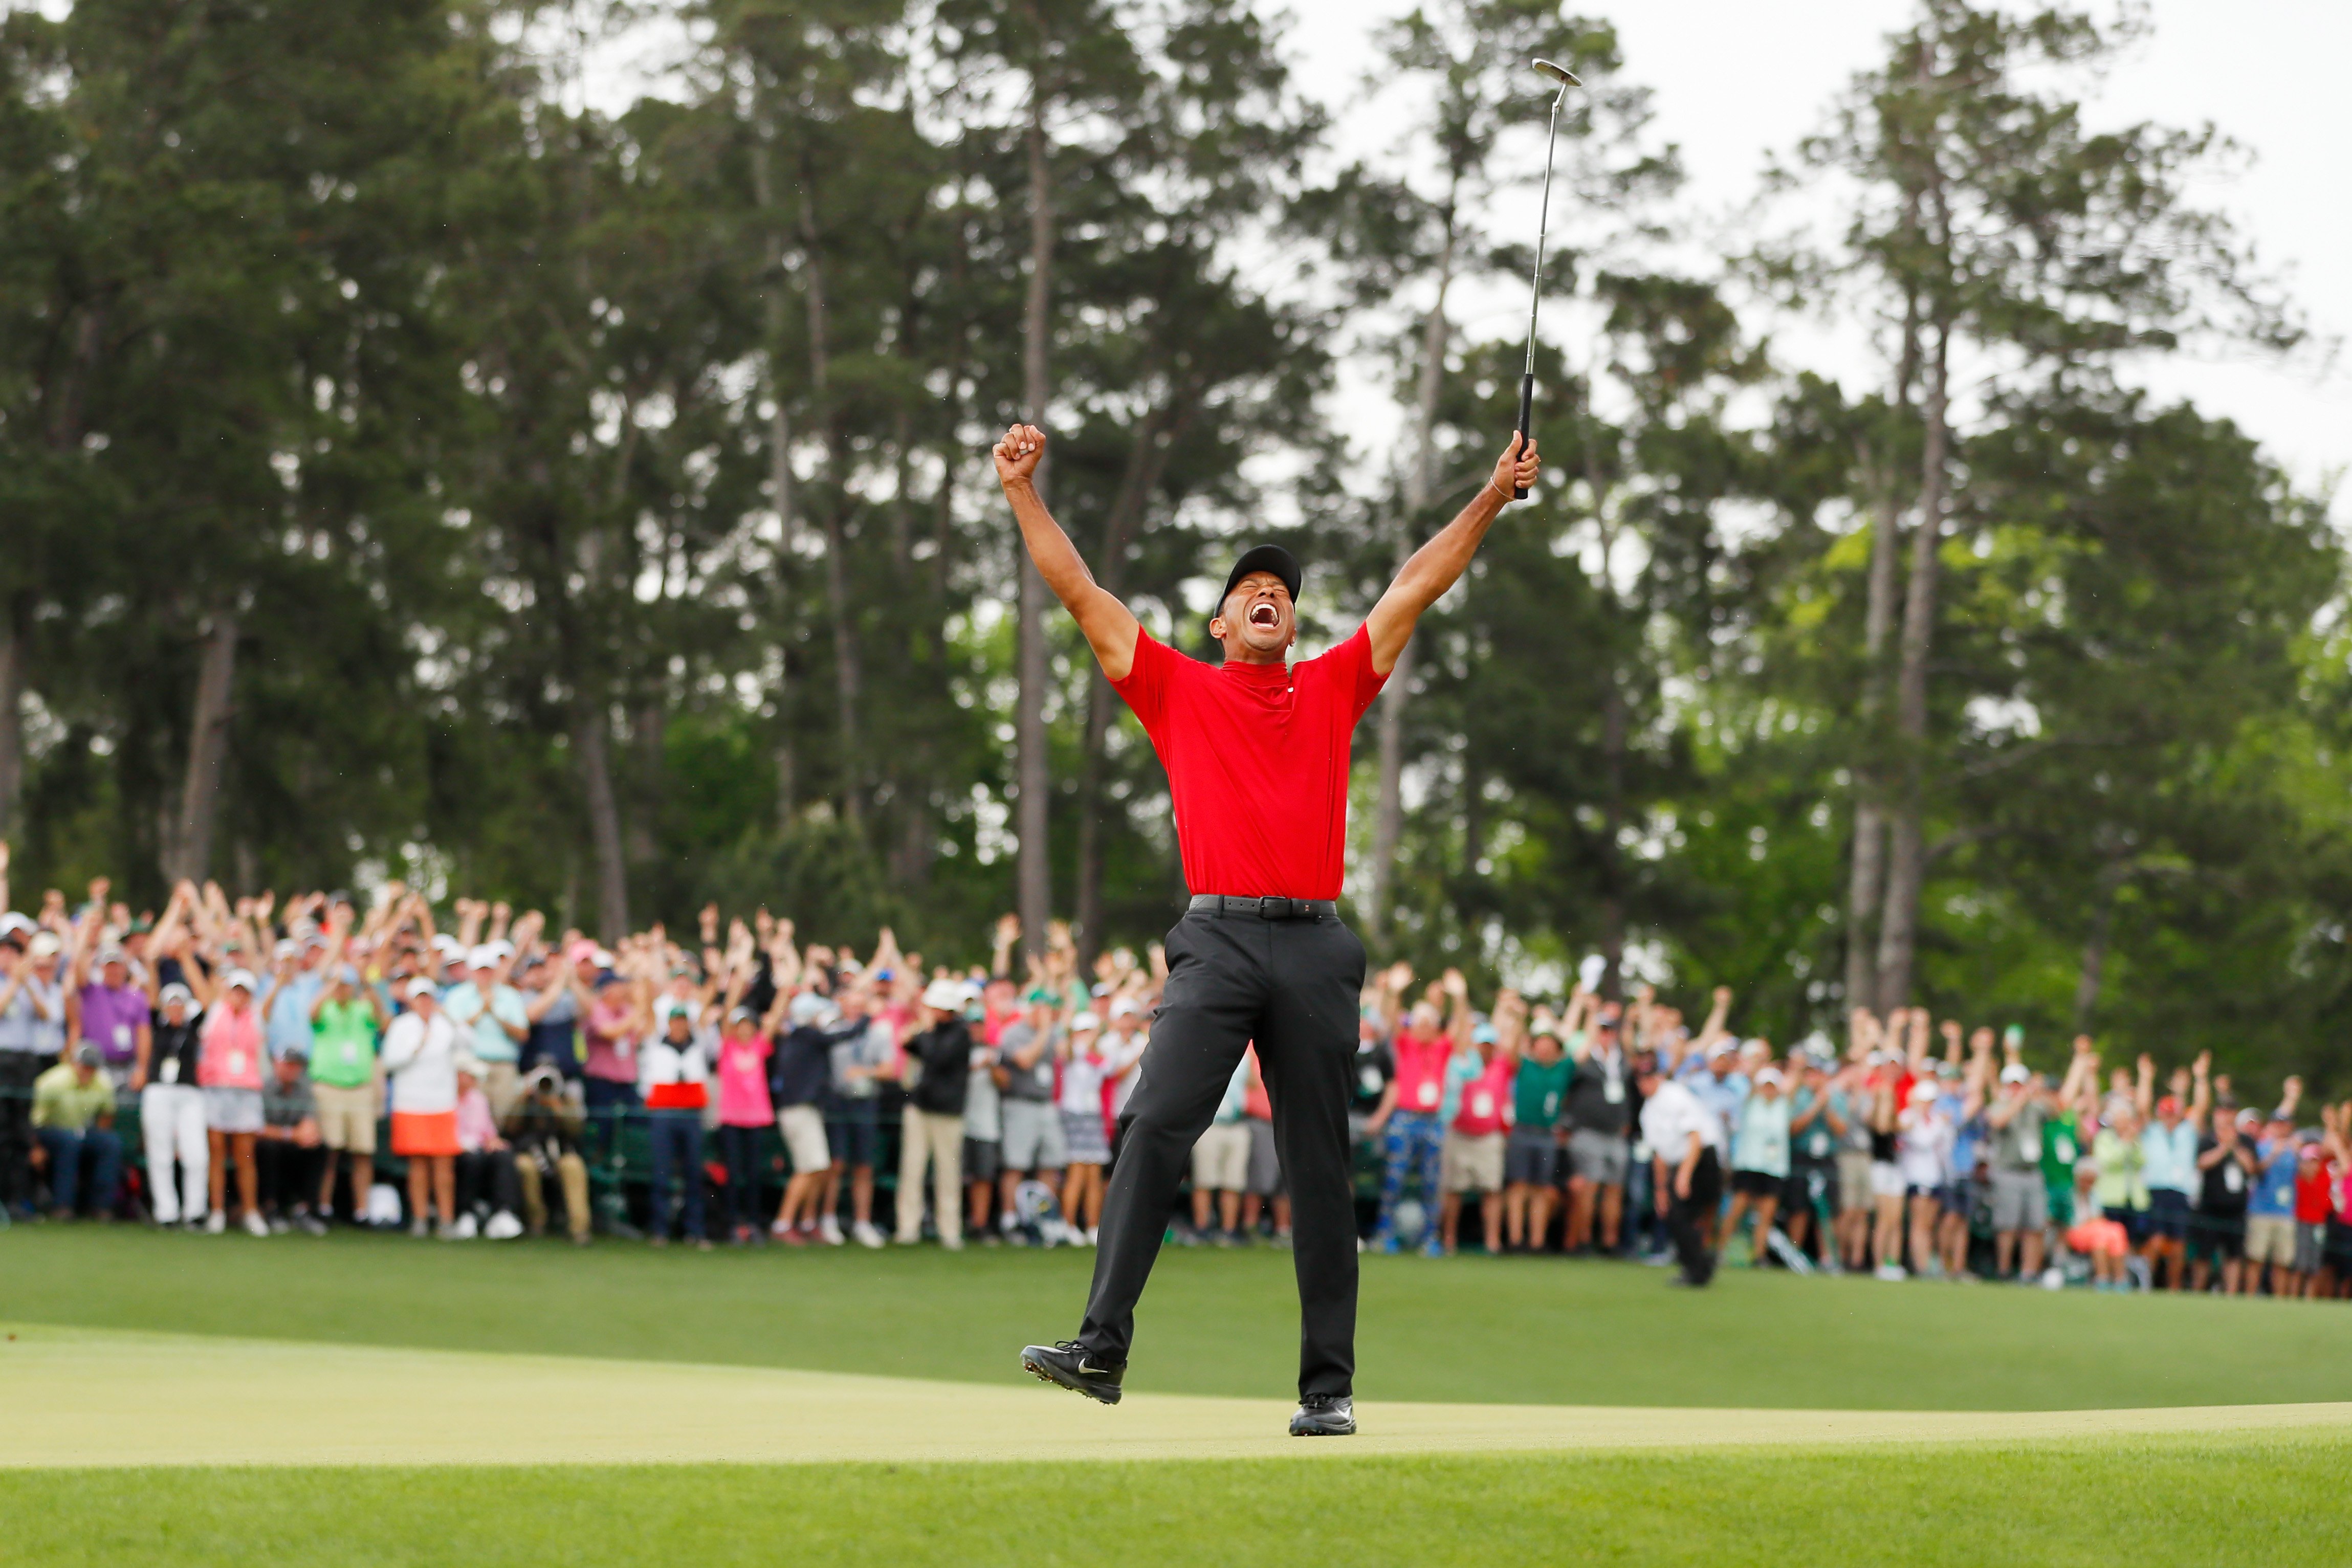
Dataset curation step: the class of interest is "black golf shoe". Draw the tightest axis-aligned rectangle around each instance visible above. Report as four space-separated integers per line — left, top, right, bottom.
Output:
1020 1341 1125 1405
1289 1393 1356 1437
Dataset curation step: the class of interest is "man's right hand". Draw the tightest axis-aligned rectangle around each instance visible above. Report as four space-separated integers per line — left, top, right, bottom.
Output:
995 424 1045 485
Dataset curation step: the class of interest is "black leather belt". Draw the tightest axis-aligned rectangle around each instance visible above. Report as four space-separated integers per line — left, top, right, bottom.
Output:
1187 894 1338 920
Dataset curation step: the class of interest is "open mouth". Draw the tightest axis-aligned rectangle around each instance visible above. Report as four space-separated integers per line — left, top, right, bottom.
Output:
1248 603 1279 629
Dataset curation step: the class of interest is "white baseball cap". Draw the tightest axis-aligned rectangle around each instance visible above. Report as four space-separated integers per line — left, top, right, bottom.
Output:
1999 1064 2030 1086
405 977 438 1001
1069 1010 1102 1033
224 968 259 993
921 979 963 1011
467 944 501 971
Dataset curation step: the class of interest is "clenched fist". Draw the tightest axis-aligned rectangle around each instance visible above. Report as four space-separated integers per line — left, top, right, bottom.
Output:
995 424 1046 485
1489 433 1541 500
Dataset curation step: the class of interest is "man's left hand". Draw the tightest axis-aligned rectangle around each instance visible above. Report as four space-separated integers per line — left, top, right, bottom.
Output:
1489 434 1540 500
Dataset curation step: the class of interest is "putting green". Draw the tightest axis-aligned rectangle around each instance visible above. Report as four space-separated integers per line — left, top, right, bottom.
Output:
13 1224 2352 1412
6 1323 2351 1468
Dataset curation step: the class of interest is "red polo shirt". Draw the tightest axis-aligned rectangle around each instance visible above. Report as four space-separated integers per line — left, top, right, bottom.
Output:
1111 623 1387 900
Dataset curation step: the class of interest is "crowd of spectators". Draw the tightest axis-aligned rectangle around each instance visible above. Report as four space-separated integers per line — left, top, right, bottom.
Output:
4 847 2350 1306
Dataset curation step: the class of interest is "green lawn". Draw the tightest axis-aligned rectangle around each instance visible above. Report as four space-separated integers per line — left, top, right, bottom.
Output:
9 1223 2352 1410
9 1436 2351 1566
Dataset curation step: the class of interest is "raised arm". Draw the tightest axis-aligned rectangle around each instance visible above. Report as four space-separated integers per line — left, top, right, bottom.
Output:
1365 434 1542 676
994 425 1141 680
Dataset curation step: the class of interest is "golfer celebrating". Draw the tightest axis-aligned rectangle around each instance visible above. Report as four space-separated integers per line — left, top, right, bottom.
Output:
1003 421 1540 1437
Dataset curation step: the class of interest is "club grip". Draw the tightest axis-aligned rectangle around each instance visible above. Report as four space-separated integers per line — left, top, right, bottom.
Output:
1512 373 1534 500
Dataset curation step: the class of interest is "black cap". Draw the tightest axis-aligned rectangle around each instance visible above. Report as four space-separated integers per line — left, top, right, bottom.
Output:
1219 544 1301 612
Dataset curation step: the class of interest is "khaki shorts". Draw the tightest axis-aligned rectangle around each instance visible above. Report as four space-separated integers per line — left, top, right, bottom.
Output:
1191 1122 1250 1192
777 1105 829 1174
2245 1214 2299 1268
1441 1131 1505 1195
313 1083 378 1154
1836 1151 1873 1213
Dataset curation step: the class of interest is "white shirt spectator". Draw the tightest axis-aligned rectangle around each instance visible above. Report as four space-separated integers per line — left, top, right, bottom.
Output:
1640 1078 1725 1160
380 1009 460 1115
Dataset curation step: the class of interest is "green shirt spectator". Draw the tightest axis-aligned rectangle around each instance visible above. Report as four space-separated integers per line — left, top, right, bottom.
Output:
311 998 380 1089
1512 1053 1572 1131
33 1059 114 1133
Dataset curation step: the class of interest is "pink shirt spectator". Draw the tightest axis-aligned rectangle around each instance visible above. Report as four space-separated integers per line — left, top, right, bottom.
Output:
583 995 636 1084
715 1033 774 1128
1391 1028 1452 1117
199 1004 265 1090
1452 1053 1513 1138
1242 1046 1272 1122
455 1085 499 1152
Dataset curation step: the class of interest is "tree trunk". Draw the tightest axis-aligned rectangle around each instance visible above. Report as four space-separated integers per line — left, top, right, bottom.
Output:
1369 214 1457 939
1874 314 1952 1009
796 156 861 826
1073 399 1190 964
0 597 24 840
1015 86 1056 966
1844 272 1922 1015
2072 874 2122 1033
628 695 664 865
575 699 629 941
165 608 239 886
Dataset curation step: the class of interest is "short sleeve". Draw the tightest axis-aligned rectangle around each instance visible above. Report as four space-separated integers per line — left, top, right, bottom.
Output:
1300 624 1388 724
1109 624 1182 733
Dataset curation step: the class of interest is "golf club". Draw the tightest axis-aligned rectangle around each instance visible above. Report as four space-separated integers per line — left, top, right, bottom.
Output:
1514 57 1580 499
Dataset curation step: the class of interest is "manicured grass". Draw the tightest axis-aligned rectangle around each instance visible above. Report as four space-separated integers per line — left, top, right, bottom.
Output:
8 1223 2352 1410
9 1434 2351 1566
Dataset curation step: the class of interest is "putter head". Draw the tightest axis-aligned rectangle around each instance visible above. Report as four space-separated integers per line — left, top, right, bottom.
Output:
1532 58 1580 87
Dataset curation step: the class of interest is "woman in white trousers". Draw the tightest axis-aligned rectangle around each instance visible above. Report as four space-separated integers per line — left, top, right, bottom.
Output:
137 982 209 1226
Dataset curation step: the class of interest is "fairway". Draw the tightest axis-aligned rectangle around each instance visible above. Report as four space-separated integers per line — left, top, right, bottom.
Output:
11 1228 2352 1564
12 1224 2352 1411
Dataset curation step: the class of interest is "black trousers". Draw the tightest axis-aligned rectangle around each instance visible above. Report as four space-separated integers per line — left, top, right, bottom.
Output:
456 1148 522 1217
1667 1146 1724 1286
1079 908 1365 1398
0 1052 43 1212
256 1139 325 1216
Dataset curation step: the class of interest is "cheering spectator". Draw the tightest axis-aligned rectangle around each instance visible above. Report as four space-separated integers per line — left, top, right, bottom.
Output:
256 1047 327 1235
451 1053 525 1240
579 963 644 1167
715 1004 776 1246
1723 1064 1790 1268
995 989 1064 1244
823 981 895 1249
962 987 1004 1244
1369 967 1467 1253
2140 1054 2206 1289
896 980 974 1249
261 934 327 1065
0 919 62 1220
2189 1104 2257 1292
1188 1057 1251 1245
137 978 209 1228
31 1044 120 1219
382 977 461 1238
1239 1044 1290 1248
1782 1051 1842 1269
1056 1011 1110 1246
198 968 270 1238
1437 1022 1510 1256
72 935 150 1087
1866 1054 1906 1280
1502 1022 1569 1253
2092 1100 2151 1281
1987 1063 2048 1283
2245 1096 2302 1297
307 961 386 1224
1897 1077 1954 1277
767 991 836 1244
1562 997 1632 1256
2296 1122 2335 1296
442 944 530 1120
640 1004 713 1250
